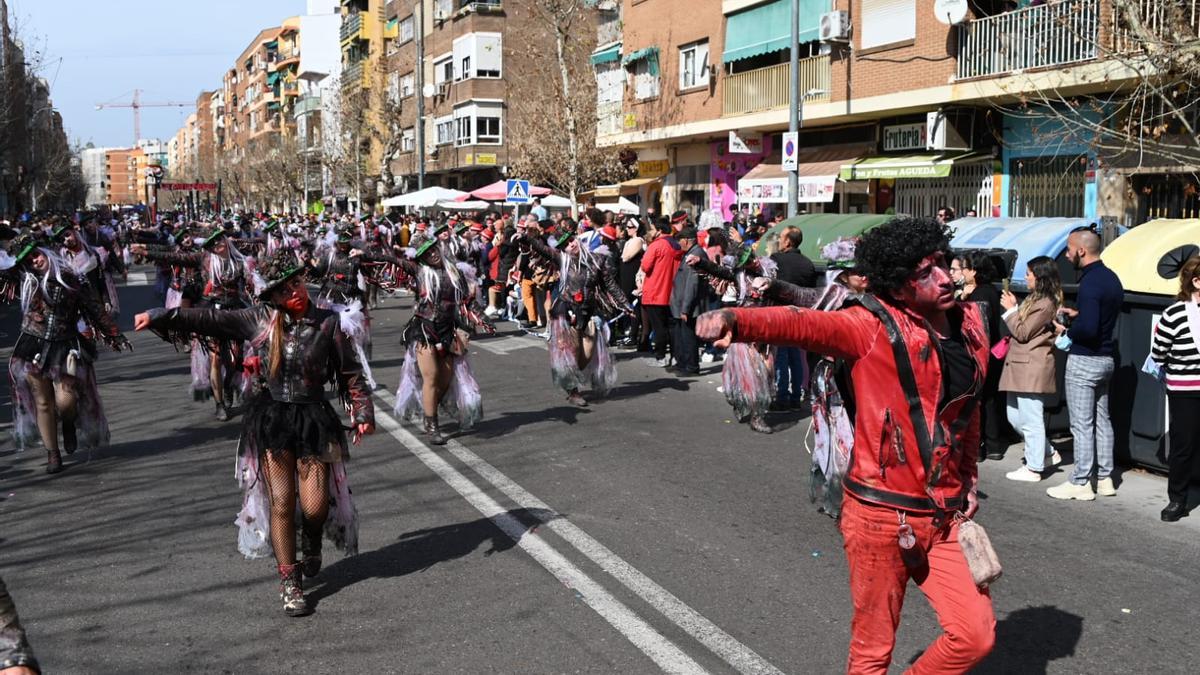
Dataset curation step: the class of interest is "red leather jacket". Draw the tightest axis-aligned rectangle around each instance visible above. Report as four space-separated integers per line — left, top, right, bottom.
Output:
728 298 988 514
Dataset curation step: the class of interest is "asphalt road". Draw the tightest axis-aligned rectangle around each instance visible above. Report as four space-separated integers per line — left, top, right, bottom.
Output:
1 269 1197 674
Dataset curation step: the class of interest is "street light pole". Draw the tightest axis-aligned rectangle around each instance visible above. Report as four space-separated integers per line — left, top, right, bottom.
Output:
787 0 800 219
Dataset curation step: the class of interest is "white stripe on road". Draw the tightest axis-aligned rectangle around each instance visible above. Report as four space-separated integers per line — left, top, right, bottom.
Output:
375 390 784 675
372 403 709 674
122 272 151 287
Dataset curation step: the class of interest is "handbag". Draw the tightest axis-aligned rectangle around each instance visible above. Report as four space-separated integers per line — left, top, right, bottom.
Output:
449 328 471 356
989 336 1011 360
957 518 1003 588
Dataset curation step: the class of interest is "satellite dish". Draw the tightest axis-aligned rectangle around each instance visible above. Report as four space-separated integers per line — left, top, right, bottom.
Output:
421 83 436 98
933 0 969 25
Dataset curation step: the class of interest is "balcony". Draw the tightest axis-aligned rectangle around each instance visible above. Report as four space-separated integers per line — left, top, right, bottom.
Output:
341 60 373 90
282 81 300 97
597 100 623 138
722 56 831 117
340 11 367 43
1112 0 1200 53
294 96 322 118
956 0 1099 80
597 13 621 46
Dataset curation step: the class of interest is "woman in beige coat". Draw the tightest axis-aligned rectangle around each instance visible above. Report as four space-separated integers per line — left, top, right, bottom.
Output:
999 256 1063 482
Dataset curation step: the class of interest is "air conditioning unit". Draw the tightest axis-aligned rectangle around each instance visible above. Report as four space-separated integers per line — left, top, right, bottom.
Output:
926 109 974 151
819 11 850 42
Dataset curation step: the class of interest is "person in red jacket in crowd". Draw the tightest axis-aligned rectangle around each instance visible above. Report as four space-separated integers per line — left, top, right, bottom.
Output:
639 218 683 367
697 216 995 675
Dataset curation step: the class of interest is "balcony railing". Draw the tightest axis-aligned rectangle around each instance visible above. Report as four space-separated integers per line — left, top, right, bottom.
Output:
956 0 1099 80
340 12 364 42
597 15 621 46
1112 0 1200 53
722 56 831 117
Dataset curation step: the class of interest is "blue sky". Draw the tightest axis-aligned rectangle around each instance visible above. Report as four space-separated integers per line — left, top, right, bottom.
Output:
9 0 306 148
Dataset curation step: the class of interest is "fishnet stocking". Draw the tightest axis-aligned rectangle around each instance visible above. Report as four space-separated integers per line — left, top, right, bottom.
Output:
262 450 330 566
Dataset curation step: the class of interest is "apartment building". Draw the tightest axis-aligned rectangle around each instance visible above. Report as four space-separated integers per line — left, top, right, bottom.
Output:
384 0 513 193
596 0 1197 223
340 0 388 207
222 26 288 159
104 148 142 206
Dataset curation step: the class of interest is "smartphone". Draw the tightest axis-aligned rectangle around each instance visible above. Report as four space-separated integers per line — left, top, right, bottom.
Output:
1002 278 1010 293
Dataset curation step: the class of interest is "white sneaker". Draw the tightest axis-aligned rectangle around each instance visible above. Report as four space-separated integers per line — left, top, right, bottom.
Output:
1047 450 1063 467
1006 466 1044 482
1046 480 1095 501
700 352 715 364
1096 477 1117 497
483 306 498 318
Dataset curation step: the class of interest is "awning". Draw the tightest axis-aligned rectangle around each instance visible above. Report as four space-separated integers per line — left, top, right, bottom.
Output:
266 71 282 86
590 42 621 66
723 0 825 64
586 176 662 199
622 47 660 76
738 163 836 204
839 152 980 180
264 40 279 50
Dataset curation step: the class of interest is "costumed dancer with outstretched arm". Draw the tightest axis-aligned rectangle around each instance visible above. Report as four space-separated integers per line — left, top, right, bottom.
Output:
133 249 375 617
132 226 252 419
392 225 495 445
2 232 132 474
516 219 634 406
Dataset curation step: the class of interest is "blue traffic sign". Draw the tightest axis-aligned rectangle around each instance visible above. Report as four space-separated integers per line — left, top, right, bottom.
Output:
505 179 531 204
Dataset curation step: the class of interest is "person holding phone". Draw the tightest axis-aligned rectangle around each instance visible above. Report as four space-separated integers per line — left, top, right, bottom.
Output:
998 256 1063 481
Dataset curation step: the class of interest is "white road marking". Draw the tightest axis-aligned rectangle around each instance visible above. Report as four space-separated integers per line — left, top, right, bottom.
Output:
471 335 544 355
372 403 709 674
122 272 151 287
374 390 784 675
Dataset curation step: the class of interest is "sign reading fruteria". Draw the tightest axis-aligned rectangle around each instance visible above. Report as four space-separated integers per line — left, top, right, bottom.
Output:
882 123 927 152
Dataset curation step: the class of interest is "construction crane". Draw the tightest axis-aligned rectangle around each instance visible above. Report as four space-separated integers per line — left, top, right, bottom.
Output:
95 89 191 146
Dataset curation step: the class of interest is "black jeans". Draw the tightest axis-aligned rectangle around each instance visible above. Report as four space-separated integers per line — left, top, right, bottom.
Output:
670 315 699 374
1167 394 1200 504
645 305 672 360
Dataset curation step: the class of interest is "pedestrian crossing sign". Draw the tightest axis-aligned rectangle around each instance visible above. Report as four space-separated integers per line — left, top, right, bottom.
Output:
505 179 531 205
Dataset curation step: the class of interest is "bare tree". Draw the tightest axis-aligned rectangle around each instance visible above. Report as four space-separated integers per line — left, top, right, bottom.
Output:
998 1 1200 168
507 0 629 213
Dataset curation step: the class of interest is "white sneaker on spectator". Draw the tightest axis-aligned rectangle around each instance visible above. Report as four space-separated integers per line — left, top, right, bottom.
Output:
644 357 670 367
701 352 715 364
1096 477 1117 497
1047 450 1063 467
1006 466 1043 482
484 306 499 318
1046 480 1095 501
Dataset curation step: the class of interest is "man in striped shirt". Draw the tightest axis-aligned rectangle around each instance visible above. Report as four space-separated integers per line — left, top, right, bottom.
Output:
1047 228 1125 502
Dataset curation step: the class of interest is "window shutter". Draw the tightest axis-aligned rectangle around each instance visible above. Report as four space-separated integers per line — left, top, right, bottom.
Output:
476 34 503 75
860 0 915 49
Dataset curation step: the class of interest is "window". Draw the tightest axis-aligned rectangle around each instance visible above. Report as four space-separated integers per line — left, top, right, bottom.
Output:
678 40 709 90
399 15 414 44
632 58 660 100
436 116 455 145
453 33 502 81
453 101 503 146
595 63 625 105
860 0 916 50
387 73 400 103
434 54 453 85
401 127 415 153
400 72 415 98
434 0 453 19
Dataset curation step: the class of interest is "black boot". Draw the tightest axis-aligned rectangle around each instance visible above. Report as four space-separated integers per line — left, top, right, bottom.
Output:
300 528 323 578
62 422 77 455
424 415 446 445
277 563 312 617
45 448 63 475
1161 502 1187 522
749 414 774 434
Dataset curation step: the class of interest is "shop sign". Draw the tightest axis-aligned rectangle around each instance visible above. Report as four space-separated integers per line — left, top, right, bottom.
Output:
729 130 763 154
475 153 498 166
637 159 669 178
737 176 836 204
883 123 927 152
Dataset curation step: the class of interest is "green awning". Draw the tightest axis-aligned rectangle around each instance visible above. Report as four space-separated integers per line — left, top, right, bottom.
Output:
839 152 979 180
622 47 660 76
267 101 282 111
590 42 621 66
264 40 279 50
723 0 827 64
755 213 894 259
267 71 282 85
386 17 398 29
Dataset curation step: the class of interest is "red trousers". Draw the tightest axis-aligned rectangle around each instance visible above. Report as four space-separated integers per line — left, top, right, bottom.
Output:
839 497 995 674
